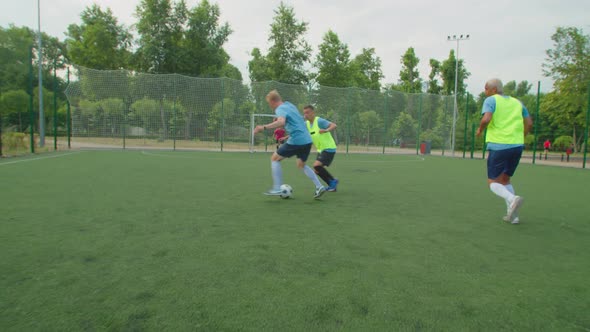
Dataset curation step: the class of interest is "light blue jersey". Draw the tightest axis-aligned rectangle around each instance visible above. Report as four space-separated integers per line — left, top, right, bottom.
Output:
482 95 530 150
275 102 312 145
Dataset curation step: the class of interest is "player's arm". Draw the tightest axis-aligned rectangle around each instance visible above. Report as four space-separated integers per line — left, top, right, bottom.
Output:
318 118 337 134
254 116 286 134
523 116 533 136
521 104 533 136
476 112 492 137
476 97 494 137
319 122 337 134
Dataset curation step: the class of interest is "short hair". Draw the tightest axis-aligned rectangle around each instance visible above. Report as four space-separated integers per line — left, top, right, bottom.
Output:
303 105 315 111
266 90 282 103
486 78 503 94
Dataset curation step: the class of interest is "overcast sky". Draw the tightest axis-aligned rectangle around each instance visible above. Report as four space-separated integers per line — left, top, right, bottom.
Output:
2 0 589 95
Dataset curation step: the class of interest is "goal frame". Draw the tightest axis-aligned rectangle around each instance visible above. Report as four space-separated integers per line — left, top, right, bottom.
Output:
249 113 278 153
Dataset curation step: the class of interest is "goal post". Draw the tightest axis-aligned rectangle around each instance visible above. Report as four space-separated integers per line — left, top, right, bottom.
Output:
250 113 278 153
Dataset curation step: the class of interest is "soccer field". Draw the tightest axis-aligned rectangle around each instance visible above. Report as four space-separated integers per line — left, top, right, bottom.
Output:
1 150 588 331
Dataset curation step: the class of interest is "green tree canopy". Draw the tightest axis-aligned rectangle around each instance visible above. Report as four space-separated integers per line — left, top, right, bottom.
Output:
66 4 132 70
440 49 470 96
181 0 234 78
426 59 442 94
248 2 311 84
0 25 35 92
349 48 383 90
541 26 590 150
314 30 351 87
398 47 422 93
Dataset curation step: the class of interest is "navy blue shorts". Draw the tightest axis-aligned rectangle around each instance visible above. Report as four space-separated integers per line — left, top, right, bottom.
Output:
316 151 336 166
277 143 312 162
487 146 523 179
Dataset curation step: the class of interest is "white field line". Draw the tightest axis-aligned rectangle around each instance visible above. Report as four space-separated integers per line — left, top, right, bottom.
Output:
0 152 82 166
140 150 248 161
346 157 425 163
140 150 426 163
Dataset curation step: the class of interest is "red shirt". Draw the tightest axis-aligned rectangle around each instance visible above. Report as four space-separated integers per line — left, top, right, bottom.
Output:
274 128 286 140
544 140 551 149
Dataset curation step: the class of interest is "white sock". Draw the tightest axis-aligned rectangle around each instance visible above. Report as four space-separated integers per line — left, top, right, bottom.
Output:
490 182 515 202
505 184 515 194
271 161 282 190
303 165 323 188
503 184 514 208
504 184 518 217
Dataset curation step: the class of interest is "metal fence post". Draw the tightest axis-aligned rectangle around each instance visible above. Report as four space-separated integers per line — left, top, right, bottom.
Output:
532 81 541 164
583 84 590 169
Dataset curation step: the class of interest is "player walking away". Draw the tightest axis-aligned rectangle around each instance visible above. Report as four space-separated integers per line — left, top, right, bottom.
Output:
543 139 551 160
476 78 533 224
253 90 326 199
303 105 339 192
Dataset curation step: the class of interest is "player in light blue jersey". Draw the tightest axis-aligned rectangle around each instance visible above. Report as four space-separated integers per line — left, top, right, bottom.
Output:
253 90 326 199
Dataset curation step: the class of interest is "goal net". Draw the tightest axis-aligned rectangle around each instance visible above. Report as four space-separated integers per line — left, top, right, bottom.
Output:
249 113 278 153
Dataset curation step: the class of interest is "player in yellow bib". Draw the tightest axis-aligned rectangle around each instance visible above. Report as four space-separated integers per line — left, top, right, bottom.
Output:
476 79 533 224
303 105 339 192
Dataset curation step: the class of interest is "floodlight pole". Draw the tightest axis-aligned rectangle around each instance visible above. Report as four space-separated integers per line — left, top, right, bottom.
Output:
447 34 469 156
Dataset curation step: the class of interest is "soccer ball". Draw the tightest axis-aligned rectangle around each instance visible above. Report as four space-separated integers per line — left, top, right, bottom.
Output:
279 184 293 199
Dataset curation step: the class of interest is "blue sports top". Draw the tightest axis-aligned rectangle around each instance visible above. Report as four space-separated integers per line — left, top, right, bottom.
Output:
275 101 312 145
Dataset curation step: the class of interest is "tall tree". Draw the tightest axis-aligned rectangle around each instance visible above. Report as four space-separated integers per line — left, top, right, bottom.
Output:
134 0 236 78
134 0 184 73
0 25 67 120
516 80 533 97
440 49 470 96
542 26 590 151
544 27 590 92
248 2 311 84
66 4 132 70
314 30 351 87
503 80 517 96
426 59 442 94
181 0 234 77
350 48 383 90
398 47 422 93
248 48 272 82
0 25 35 92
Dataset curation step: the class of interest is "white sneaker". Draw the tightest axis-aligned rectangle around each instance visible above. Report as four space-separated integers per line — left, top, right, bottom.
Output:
503 215 520 224
314 186 326 199
263 189 282 196
507 196 524 222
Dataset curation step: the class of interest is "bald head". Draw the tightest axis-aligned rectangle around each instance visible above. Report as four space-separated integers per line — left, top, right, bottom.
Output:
266 90 283 110
485 78 504 95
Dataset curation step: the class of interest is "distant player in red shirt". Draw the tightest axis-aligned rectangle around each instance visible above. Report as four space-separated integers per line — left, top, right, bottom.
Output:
273 117 286 149
543 139 551 159
566 145 573 162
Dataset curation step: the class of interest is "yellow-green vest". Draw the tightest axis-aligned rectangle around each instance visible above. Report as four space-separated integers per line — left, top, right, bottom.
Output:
486 95 525 144
306 118 336 152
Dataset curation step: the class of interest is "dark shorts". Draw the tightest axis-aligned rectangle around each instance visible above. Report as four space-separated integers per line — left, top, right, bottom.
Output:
316 151 336 166
277 143 312 162
487 146 523 179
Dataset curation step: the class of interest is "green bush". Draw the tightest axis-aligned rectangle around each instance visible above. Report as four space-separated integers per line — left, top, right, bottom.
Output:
3 132 27 149
553 135 573 150
524 134 535 149
419 129 443 149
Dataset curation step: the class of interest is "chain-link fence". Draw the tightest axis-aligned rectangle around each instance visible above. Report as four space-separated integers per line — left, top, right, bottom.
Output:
63 67 459 155
2 66 589 168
